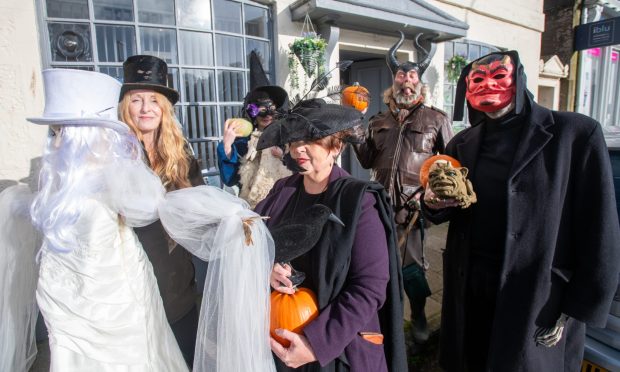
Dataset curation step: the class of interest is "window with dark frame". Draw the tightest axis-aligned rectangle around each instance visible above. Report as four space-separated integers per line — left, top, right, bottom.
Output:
38 0 274 185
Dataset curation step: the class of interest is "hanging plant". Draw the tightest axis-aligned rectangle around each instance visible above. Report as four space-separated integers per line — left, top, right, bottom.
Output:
445 55 468 83
287 14 327 91
288 53 300 91
289 35 327 78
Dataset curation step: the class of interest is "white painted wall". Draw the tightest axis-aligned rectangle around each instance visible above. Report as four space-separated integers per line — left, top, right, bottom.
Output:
0 0 545 188
429 0 545 96
0 0 46 190
271 0 544 111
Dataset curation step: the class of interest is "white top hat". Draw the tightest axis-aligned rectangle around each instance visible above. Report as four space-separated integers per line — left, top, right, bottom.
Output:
27 69 129 134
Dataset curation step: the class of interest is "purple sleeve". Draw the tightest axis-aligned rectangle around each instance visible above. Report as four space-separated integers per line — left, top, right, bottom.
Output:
303 192 390 366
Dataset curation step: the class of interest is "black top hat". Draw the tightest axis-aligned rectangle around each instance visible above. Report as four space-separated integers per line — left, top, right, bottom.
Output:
119 55 179 104
256 99 362 150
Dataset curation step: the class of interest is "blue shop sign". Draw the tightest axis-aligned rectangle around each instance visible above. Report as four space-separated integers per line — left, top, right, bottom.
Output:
575 17 620 51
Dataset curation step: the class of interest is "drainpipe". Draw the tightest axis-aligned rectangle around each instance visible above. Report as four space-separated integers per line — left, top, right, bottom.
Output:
575 0 605 113
574 0 588 113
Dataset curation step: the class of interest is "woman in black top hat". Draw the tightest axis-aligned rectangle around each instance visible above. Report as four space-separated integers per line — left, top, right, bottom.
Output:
118 54 203 366
254 99 407 372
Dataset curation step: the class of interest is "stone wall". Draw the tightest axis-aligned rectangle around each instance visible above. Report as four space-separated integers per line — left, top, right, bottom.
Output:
541 1 576 111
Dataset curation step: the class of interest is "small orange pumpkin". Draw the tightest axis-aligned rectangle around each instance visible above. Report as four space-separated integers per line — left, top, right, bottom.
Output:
342 82 370 112
270 287 319 347
419 155 462 187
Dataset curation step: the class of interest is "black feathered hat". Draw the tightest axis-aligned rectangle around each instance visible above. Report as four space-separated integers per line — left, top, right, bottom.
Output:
452 50 533 125
387 31 437 78
256 99 363 151
120 55 179 104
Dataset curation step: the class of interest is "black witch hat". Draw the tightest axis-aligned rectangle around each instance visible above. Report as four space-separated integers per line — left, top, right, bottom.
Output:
120 55 179 104
244 51 288 113
256 98 363 151
452 50 533 125
386 31 437 78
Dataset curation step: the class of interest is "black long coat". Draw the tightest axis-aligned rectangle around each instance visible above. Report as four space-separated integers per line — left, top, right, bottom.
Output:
427 102 620 371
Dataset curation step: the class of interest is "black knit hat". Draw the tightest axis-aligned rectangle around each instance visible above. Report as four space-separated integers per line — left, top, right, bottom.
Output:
452 50 533 125
120 55 179 104
256 99 363 151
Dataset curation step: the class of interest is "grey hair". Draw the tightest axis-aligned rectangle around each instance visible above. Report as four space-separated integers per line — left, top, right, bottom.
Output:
31 125 143 253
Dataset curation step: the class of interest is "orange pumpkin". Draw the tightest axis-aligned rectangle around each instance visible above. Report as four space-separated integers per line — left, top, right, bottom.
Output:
419 154 462 187
270 287 319 347
342 82 370 112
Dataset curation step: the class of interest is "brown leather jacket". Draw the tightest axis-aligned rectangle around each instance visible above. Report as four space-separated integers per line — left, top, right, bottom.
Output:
354 104 453 221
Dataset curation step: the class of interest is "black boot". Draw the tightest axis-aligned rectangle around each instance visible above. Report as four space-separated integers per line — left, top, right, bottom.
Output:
411 297 429 344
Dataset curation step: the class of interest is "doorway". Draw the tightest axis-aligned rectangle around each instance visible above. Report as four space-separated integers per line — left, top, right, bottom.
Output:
339 50 392 181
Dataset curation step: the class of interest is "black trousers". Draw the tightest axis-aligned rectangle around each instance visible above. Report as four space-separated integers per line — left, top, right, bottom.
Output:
464 257 501 372
171 304 199 367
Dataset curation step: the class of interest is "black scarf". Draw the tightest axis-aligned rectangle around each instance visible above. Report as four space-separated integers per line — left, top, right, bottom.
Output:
283 177 407 372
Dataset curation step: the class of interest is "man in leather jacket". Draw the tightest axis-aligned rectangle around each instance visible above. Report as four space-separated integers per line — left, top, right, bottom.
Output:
353 32 453 346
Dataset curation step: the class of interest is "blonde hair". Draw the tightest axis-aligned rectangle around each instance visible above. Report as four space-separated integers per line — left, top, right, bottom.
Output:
119 92 191 191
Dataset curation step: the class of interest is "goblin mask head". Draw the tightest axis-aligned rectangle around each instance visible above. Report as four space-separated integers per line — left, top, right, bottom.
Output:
428 161 477 208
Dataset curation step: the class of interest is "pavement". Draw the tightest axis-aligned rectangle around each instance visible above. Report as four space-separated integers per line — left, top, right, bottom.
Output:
403 223 448 372
30 224 449 372
403 223 447 333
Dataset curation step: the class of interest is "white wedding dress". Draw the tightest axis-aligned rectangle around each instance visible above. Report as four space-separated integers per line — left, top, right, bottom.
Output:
36 198 188 372
2 164 275 372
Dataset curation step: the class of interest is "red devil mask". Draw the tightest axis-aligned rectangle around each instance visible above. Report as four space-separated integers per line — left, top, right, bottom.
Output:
465 54 515 113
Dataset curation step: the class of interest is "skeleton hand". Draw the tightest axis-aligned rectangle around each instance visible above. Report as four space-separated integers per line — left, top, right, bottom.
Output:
534 313 569 347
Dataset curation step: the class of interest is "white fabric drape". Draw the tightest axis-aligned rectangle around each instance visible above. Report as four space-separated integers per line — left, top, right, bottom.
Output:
160 186 276 372
0 185 39 372
97 161 276 372
1 158 276 372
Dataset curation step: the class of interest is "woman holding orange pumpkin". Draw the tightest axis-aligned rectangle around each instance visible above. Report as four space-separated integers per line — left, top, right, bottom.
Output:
254 99 407 372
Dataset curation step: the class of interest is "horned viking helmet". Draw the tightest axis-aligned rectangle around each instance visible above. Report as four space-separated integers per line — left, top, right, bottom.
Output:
386 31 437 78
